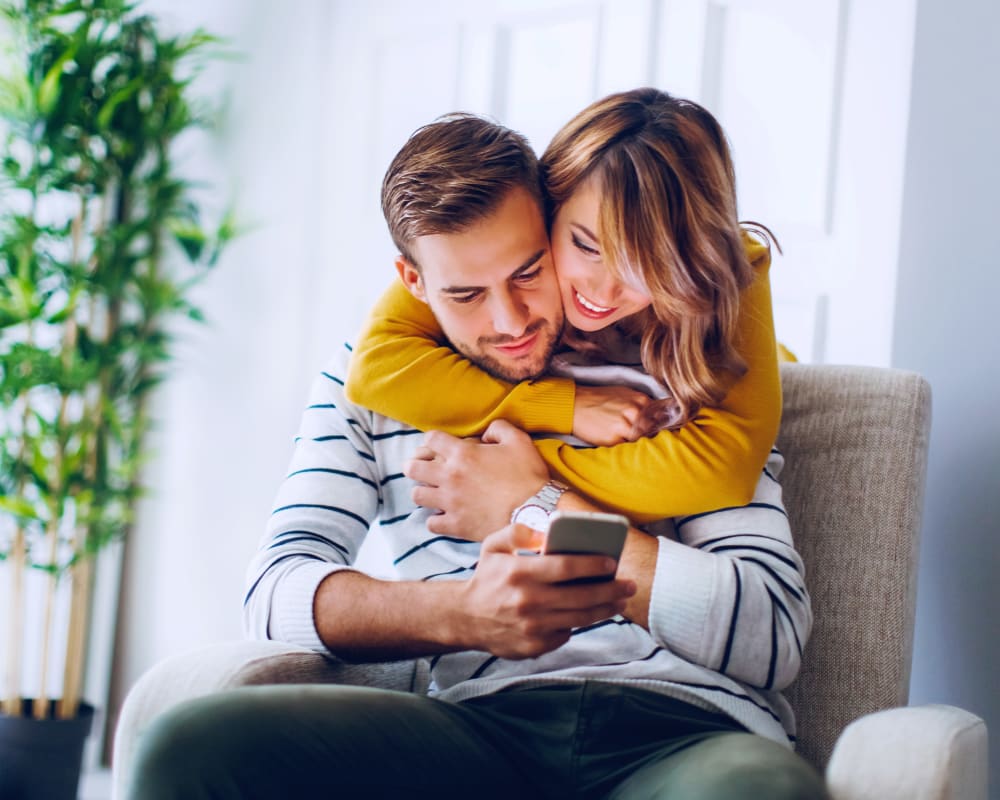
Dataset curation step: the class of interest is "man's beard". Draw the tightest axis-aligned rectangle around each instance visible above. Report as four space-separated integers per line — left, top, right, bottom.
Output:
452 315 564 383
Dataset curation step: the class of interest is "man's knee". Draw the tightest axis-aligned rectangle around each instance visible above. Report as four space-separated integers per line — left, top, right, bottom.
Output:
128 688 307 799
614 732 829 800
677 733 828 800
126 695 238 799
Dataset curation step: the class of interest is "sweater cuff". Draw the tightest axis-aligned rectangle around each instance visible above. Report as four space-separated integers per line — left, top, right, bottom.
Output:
269 561 358 653
648 537 718 663
520 377 576 433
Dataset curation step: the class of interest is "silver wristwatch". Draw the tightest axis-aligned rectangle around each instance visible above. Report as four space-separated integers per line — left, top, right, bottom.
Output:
510 480 569 532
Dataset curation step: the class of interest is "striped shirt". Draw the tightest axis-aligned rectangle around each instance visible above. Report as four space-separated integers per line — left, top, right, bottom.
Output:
244 343 812 747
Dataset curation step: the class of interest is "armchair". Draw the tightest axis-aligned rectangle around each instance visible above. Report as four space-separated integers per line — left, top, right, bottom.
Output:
111 364 988 799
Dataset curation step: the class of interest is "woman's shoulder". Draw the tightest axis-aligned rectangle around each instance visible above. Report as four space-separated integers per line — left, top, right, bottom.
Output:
741 229 772 273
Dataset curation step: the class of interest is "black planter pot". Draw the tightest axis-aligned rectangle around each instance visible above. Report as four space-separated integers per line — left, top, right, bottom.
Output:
0 700 95 800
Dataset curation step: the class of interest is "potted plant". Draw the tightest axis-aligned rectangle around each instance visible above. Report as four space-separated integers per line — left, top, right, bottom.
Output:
0 1 233 796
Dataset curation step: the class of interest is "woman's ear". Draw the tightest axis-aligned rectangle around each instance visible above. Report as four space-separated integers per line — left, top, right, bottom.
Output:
395 257 427 303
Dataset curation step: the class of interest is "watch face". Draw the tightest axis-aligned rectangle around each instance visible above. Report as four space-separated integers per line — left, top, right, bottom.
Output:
511 504 551 533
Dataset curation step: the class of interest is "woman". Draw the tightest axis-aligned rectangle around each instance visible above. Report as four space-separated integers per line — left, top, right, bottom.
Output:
345 87 781 523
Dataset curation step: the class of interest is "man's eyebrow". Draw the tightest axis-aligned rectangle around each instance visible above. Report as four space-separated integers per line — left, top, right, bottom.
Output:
440 284 483 295
440 249 547 295
511 249 547 276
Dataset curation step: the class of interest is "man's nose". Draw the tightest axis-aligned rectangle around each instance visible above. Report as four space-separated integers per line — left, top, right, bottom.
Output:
490 292 530 337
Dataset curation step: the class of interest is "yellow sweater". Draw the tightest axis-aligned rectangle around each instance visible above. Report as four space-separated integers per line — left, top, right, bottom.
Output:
345 237 781 524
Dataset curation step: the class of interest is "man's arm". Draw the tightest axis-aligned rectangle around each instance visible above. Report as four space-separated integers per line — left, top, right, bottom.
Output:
404 421 811 690
246 350 634 662
646 448 812 691
243 350 380 648
403 420 659 625
552 492 658 628
471 434 812 691
313 525 635 662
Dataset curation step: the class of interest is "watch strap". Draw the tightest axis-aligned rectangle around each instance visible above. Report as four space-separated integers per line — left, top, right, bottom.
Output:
510 479 568 523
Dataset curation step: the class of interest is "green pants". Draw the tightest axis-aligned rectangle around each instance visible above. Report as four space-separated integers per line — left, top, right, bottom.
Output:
128 681 828 799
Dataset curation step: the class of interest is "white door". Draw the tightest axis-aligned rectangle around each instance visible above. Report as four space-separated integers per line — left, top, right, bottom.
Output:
313 0 916 366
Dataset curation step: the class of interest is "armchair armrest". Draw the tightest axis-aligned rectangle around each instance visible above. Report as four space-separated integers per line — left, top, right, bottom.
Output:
111 640 422 800
825 703 988 800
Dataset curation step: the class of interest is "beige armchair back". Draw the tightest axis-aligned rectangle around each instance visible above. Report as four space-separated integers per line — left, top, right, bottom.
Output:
776 364 929 767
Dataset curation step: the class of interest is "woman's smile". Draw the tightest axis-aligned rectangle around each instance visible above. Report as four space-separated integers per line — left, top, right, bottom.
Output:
572 288 617 319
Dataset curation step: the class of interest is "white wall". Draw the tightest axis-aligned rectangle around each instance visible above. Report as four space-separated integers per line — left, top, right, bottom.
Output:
892 0 1000 796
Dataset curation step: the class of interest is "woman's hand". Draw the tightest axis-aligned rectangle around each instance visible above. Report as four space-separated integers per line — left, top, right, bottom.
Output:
572 384 652 445
404 420 551 540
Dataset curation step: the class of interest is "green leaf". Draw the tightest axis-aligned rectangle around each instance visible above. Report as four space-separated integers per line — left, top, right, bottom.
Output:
0 494 42 521
0 70 34 121
167 217 207 261
96 74 143 130
37 39 79 115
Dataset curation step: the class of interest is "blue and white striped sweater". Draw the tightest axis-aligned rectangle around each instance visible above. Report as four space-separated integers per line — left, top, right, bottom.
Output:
245 343 812 747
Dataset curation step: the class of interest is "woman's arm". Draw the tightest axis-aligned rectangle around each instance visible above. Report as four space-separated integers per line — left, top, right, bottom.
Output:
348 239 780 522
346 283 651 445
345 281 576 437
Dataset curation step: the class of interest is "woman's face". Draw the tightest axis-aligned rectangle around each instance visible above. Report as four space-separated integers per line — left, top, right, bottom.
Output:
549 179 652 332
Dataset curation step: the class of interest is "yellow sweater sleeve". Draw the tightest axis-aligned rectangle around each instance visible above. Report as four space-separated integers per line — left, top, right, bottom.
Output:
344 281 576 437
534 238 781 524
345 237 781 524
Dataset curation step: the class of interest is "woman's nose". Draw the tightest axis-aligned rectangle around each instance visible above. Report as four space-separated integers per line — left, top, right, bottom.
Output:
587 274 623 306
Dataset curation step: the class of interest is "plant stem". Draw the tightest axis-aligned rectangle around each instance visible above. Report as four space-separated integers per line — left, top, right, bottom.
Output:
2 526 26 717
34 192 83 719
58 542 91 720
3 310 36 716
56 192 93 720
34 433 73 717
4 150 44 716
34 516 61 720
3 393 32 717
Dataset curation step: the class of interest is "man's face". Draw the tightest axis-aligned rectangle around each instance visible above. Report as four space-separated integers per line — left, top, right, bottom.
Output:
398 186 564 382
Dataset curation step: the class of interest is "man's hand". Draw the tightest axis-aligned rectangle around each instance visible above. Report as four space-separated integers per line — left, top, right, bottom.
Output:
454 524 636 659
572 384 652 446
404 420 550 539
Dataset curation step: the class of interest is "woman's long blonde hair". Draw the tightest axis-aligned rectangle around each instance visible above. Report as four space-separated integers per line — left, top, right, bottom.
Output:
541 87 774 429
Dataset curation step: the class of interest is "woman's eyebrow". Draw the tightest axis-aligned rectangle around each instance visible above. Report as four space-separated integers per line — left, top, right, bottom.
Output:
570 222 598 241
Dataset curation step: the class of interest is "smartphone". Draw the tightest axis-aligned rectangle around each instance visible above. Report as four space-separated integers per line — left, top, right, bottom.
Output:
543 510 629 583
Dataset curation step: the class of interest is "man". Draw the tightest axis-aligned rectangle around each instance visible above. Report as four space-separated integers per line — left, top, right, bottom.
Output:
128 114 827 799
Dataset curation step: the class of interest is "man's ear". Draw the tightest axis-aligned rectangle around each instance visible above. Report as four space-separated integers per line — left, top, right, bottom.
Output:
395 257 427 303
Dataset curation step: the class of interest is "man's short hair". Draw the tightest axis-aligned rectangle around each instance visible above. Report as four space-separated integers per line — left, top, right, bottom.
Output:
381 113 543 267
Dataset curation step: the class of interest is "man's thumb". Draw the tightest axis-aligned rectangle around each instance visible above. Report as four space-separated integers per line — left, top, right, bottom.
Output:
484 523 544 554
